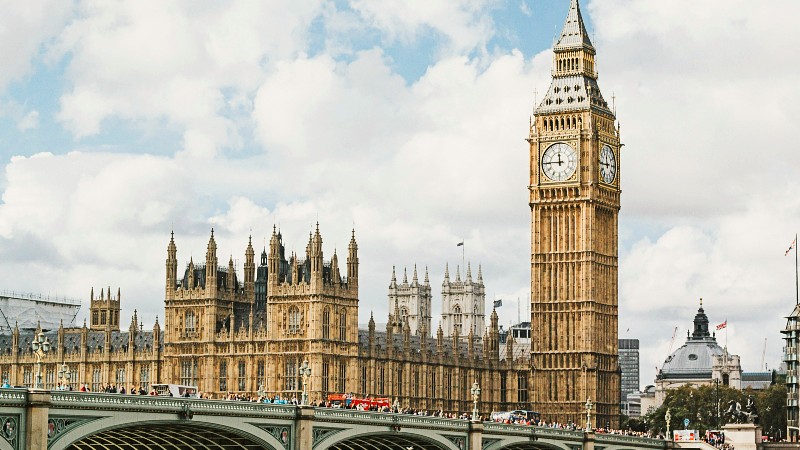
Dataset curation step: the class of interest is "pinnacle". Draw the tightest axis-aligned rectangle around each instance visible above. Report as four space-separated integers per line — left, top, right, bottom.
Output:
554 0 593 51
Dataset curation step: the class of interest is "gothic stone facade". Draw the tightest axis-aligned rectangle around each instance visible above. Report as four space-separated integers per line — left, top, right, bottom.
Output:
0 227 531 417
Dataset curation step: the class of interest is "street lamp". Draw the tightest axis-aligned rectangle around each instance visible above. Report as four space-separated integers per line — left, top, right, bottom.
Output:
31 332 51 389
298 360 311 406
57 363 71 391
665 408 672 441
585 398 593 431
470 381 481 421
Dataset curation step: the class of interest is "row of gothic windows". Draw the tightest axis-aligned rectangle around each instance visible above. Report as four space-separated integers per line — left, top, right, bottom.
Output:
321 307 348 340
91 309 119 327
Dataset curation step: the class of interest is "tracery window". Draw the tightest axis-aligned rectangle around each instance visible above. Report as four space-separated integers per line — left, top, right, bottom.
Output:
322 307 330 339
23 369 31 387
116 368 125 386
185 310 196 335
339 311 346 341
219 361 227 391
238 361 246 391
181 359 197 386
140 366 150 387
45 368 55 389
288 306 300 335
92 368 101 392
285 358 298 391
256 361 265 391
100 311 107 326
338 361 346 393
378 365 385 396
517 372 528 404
453 305 462 334
322 361 330 394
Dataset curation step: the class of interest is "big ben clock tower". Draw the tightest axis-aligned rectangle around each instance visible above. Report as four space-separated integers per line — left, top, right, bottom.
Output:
529 0 621 427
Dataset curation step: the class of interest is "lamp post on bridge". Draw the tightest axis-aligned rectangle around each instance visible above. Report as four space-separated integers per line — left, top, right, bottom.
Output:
31 332 51 390
585 398 593 432
299 360 311 406
665 408 672 441
470 381 481 421
257 384 266 403
57 363 71 391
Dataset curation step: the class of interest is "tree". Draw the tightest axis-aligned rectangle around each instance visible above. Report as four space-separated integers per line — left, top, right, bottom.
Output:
754 384 787 440
644 383 787 439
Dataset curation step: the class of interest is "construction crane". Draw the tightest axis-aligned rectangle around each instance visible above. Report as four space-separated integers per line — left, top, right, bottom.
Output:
665 326 679 362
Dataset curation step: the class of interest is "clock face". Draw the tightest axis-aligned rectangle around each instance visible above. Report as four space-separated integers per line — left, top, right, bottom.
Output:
599 144 616 184
541 142 578 182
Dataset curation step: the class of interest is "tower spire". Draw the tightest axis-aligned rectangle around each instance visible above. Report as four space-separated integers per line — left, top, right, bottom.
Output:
555 0 594 51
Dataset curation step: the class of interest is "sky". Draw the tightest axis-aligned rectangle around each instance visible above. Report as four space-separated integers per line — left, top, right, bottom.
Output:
0 0 798 390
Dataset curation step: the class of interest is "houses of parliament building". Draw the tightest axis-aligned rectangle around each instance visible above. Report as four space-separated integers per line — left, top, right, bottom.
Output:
0 0 621 426
0 226 531 416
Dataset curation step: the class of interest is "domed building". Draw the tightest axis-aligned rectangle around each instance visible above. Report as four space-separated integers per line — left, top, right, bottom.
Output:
653 300 741 406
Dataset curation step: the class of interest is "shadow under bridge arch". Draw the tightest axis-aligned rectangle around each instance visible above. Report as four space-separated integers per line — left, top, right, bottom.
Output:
65 422 278 450
327 431 458 450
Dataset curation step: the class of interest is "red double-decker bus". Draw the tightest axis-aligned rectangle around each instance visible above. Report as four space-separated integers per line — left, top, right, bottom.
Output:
327 394 390 409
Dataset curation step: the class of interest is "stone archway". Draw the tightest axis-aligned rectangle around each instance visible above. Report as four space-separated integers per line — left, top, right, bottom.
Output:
65 423 277 449
327 432 455 450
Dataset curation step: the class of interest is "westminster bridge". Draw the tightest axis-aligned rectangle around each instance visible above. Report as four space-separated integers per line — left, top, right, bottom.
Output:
0 388 671 450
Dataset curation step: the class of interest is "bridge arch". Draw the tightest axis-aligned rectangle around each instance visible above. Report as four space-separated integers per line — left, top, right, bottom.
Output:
320 430 463 450
52 421 282 450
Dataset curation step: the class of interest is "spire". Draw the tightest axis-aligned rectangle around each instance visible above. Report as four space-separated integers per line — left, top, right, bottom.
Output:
466 262 472 281
424 266 430 285
456 265 461 282
412 264 418 285
691 297 711 340
444 263 450 282
477 264 483 283
402 267 408 285
390 266 397 288
554 0 594 51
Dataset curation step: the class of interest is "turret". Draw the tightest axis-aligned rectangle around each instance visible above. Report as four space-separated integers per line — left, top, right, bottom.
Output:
310 223 323 286
166 231 177 300
227 256 235 292
90 286 121 332
268 226 280 285
347 229 358 288
436 323 444 355
244 235 255 301
205 229 219 296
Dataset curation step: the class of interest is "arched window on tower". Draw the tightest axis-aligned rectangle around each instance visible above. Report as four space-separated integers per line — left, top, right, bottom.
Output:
322 307 330 339
185 311 196 335
339 310 347 341
400 307 408 324
288 306 300 335
723 373 730 386
453 305 462 334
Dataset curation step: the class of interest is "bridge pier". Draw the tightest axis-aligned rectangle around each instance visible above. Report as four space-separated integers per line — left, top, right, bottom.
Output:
584 431 595 450
468 420 483 450
25 391 51 450
296 405 315 449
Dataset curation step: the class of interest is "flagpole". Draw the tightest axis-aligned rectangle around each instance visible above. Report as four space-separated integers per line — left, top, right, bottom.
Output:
795 233 798 305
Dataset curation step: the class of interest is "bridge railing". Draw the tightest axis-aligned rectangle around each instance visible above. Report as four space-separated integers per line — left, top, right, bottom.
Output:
314 407 470 431
594 432 666 448
483 422 584 440
0 388 27 407
49 391 296 418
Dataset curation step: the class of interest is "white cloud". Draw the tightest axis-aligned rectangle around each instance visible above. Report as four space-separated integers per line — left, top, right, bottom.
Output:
16 111 39 131
0 1 72 92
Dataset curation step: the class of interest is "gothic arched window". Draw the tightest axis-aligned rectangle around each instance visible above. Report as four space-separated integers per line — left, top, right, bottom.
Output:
288 306 300 335
185 311 196 335
322 307 330 339
453 305 462 333
339 311 347 341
